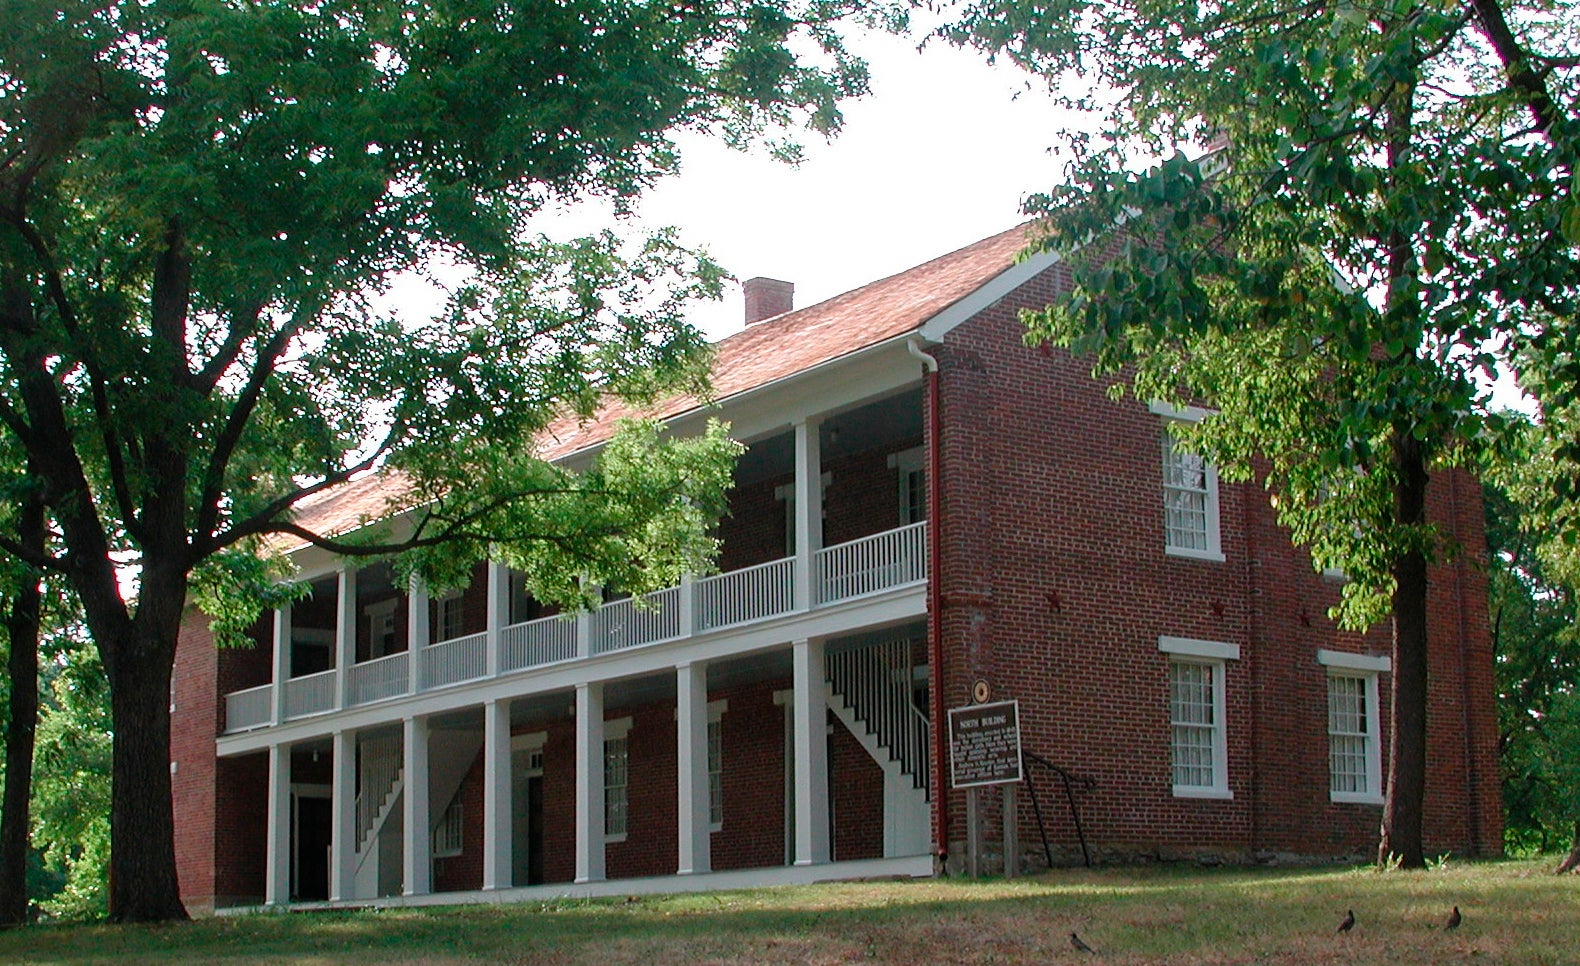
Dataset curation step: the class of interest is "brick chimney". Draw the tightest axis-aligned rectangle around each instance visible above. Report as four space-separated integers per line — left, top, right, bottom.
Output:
743 277 794 325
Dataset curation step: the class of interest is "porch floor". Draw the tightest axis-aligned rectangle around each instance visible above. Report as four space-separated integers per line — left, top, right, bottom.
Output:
222 854 936 915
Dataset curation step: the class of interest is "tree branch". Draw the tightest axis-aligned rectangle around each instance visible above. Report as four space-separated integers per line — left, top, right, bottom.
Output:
1466 0 1565 140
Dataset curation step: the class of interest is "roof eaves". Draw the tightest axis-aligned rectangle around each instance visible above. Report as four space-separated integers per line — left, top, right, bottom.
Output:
917 245 1064 343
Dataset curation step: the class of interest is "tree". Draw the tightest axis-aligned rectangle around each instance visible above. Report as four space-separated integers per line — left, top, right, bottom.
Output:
942 0 1577 866
0 0 885 921
0 467 45 926
1490 424 1580 869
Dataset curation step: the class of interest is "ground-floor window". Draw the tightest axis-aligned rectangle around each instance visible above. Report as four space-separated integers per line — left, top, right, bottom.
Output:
1317 649 1389 805
1159 636 1238 799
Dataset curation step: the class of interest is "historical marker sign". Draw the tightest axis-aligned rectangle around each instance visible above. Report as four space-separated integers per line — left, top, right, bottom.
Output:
948 699 1023 788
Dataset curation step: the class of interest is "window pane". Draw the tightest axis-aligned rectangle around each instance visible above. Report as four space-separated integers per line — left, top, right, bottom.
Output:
1162 436 1211 551
604 736 628 836
1170 661 1217 788
1328 675 1371 795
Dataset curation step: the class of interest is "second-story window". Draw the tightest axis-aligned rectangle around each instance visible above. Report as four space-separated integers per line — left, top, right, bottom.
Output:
434 591 464 643
1152 403 1223 561
888 446 926 525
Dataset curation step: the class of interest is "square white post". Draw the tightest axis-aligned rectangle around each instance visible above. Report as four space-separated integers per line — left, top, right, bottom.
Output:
334 566 357 709
676 661 711 875
792 419 823 610
264 742 292 905
407 574 429 694
486 560 509 677
482 698 513 890
270 605 292 725
574 682 606 883
402 715 431 896
792 638 830 866
330 729 356 900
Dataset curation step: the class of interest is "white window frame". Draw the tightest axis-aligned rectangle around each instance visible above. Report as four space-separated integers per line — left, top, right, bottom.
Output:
433 590 464 644
365 599 398 659
707 700 727 831
433 794 464 858
1150 401 1224 562
1159 636 1238 799
603 717 632 842
1318 650 1389 805
888 446 927 525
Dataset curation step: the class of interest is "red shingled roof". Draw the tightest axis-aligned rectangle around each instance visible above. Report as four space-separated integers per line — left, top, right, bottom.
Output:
273 223 1035 550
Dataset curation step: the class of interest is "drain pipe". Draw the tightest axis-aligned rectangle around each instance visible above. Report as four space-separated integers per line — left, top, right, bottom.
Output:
908 337 949 870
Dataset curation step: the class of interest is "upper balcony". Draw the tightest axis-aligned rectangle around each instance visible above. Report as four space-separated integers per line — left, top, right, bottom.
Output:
222 387 929 736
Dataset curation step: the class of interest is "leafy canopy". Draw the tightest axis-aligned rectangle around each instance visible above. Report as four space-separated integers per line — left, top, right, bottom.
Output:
943 0 1578 625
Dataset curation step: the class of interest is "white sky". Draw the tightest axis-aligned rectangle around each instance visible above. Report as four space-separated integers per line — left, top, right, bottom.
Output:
536 28 1086 340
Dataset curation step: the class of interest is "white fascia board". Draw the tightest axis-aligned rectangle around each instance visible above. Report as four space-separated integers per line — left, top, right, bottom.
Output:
917 247 1065 343
1316 649 1391 673
1157 635 1241 661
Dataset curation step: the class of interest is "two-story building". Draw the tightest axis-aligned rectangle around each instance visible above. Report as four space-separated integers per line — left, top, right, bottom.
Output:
170 224 1501 912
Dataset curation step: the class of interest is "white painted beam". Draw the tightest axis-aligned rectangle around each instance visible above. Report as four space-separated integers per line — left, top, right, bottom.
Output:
574 682 606 883
265 743 292 905
482 698 512 890
676 662 711 875
402 715 431 896
792 638 830 866
329 729 356 900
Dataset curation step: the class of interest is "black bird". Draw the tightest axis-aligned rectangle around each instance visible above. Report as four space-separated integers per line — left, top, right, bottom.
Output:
1070 932 1097 954
1337 909 1355 933
1445 906 1462 931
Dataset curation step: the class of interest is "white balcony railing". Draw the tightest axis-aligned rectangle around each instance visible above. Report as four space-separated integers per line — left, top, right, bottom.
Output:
225 522 927 734
284 669 337 719
817 521 928 604
422 631 488 689
225 683 274 731
592 586 682 655
501 614 578 671
695 557 795 631
348 651 409 707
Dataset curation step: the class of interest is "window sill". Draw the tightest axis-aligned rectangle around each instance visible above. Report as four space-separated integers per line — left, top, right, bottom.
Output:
1172 786 1234 800
1330 792 1384 806
604 833 628 844
1166 547 1226 563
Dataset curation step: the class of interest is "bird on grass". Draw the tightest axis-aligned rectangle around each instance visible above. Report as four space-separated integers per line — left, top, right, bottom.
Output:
1445 906 1462 931
1337 909 1355 933
1070 932 1097 954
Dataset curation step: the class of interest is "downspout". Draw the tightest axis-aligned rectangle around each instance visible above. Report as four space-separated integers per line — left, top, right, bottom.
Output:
908 337 949 869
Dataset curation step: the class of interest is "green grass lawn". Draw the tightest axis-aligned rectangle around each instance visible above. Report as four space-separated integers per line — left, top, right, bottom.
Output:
2 858 1575 964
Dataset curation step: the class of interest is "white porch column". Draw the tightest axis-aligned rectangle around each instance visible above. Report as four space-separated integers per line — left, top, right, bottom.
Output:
792 418 824 611
270 605 292 725
676 661 711 875
482 698 513 890
792 638 830 866
329 729 356 900
486 561 509 677
264 742 292 905
334 565 357 709
407 574 429 694
574 682 606 883
402 715 432 896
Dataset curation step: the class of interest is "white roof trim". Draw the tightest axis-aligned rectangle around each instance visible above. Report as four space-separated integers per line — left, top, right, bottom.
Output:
1317 649 1392 673
1158 635 1241 661
917 246 1064 342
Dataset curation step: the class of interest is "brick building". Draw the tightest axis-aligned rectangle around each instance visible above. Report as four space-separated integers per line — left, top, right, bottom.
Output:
170 224 1501 912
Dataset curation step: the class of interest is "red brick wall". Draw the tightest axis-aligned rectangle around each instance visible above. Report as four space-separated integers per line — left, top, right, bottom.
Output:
933 263 1501 866
830 719 885 861
172 611 273 911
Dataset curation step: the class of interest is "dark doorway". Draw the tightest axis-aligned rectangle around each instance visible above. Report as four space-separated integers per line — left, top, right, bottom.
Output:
295 796 331 901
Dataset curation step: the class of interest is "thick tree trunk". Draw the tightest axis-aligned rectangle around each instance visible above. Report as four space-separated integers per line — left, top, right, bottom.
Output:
1378 427 1429 869
0 493 45 927
102 624 188 922
1557 820 1580 875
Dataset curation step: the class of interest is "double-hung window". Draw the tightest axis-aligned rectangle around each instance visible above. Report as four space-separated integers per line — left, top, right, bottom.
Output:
1160 636 1239 799
1318 650 1389 804
604 718 632 841
1151 402 1223 561
434 591 464 643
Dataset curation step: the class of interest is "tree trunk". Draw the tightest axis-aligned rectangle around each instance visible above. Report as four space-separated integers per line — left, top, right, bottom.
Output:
102 624 188 922
1557 820 1580 875
1379 426 1429 869
0 492 45 927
